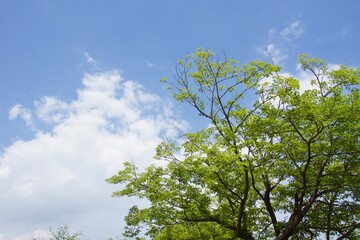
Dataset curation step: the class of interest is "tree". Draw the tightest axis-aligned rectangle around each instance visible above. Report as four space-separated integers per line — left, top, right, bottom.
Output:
49 225 82 240
107 49 360 239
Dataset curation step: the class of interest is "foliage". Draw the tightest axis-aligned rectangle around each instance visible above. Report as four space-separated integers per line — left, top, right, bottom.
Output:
49 226 82 240
107 49 360 239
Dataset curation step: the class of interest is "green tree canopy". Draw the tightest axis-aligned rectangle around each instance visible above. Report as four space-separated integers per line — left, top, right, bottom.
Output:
107 49 360 240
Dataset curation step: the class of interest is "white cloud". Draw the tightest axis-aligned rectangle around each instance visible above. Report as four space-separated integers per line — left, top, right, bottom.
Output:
257 60 342 110
280 20 304 41
257 44 288 65
295 63 341 92
35 96 70 124
146 61 156 68
260 62 341 95
257 20 304 65
81 51 102 70
84 52 96 65
9 104 34 128
0 70 186 239
0 228 51 240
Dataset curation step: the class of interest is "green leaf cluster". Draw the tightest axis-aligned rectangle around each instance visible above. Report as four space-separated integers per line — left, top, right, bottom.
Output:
108 50 360 239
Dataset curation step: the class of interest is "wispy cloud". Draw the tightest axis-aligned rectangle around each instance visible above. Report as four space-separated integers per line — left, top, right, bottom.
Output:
0 70 187 239
84 52 96 65
338 27 349 39
83 52 101 70
9 104 34 128
256 20 305 65
267 44 287 64
268 28 277 39
146 61 156 68
75 49 101 70
256 43 287 65
280 20 304 41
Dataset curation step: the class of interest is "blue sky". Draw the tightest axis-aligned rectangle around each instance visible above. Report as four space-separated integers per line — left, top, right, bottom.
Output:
0 1 359 239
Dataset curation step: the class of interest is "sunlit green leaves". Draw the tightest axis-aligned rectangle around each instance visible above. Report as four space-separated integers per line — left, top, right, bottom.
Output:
108 50 360 239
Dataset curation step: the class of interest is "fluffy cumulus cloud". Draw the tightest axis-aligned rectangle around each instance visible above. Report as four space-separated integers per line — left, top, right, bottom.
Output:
0 70 186 239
